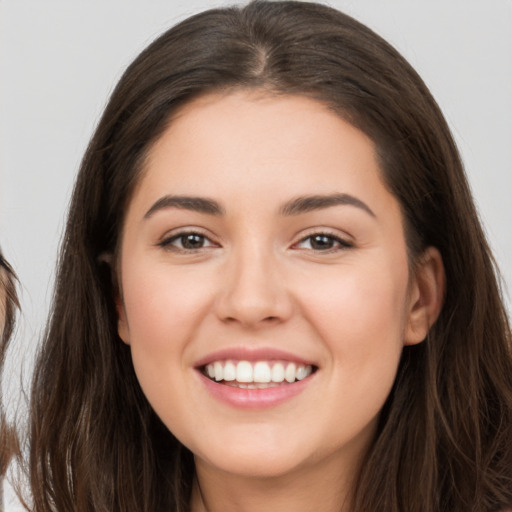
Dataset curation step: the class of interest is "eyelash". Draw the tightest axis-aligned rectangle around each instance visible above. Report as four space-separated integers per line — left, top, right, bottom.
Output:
158 231 217 252
293 232 353 253
158 230 353 254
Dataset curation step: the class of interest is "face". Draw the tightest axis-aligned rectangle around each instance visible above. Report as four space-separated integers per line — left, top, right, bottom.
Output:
117 91 436 481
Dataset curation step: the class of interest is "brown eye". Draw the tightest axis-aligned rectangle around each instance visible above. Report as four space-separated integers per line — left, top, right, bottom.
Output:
160 232 215 251
309 235 336 250
179 234 207 249
295 233 352 252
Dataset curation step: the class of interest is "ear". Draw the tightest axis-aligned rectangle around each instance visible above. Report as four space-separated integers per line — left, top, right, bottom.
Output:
115 294 131 345
404 246 445 346
100 251 130 345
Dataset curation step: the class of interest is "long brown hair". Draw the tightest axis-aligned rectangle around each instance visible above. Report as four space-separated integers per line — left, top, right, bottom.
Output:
27 2 512 511
1 251 20 505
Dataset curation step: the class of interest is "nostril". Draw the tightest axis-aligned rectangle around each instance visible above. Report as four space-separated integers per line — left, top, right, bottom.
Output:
221 314 281 325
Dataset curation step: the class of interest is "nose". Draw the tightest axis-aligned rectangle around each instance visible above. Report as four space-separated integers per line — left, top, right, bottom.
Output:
214 245 294 328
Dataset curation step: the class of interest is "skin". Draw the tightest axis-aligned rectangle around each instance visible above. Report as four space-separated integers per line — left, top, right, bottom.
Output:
117 91 444 512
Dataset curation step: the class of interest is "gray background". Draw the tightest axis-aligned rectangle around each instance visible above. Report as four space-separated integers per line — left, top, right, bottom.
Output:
1 1 511 509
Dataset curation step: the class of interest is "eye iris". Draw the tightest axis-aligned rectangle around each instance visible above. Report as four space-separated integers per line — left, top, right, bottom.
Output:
181 234 204 249
310 235 335 250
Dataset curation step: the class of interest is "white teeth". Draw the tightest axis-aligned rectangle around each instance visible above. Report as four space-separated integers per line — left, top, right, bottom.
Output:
271 363 285 383
232 382 281 389
256 382 279 389
236 361 253 382
214 361 223 381
296 365 308 380
285 363 296 383
204 360 313 384
253 361 272 383
223 361 236 381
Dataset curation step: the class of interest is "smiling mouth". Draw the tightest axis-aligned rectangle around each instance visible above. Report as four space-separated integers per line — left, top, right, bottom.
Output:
201 360 316 389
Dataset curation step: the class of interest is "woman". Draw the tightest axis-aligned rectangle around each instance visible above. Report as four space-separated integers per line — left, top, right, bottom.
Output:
26 1 512 511
1 251 19 512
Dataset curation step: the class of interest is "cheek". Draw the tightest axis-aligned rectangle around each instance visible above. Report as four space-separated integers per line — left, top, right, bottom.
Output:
302 260 407 335
122 260 212 343
119 262 216 426
119 259 217 399
297 257 409 386
299 262 409 433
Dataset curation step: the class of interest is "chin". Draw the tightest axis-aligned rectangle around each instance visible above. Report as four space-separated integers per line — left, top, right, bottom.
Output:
190 430 314 479
196 450 305 480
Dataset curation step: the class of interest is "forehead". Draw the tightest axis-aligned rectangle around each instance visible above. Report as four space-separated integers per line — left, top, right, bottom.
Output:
146 93 376 183
125 91 401 227
150 91 375 166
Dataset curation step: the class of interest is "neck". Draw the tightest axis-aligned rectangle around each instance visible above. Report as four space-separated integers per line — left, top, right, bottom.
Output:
190 452 360 512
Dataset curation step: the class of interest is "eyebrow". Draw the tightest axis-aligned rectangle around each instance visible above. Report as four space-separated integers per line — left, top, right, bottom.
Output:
144 195 224 218
280 193 375 217
144 192 375 219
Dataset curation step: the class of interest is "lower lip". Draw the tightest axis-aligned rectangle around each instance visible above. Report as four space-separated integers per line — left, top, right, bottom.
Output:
197 371 314 409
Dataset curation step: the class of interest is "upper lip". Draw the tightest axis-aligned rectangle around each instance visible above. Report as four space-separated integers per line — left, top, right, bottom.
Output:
194 347 317 369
